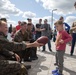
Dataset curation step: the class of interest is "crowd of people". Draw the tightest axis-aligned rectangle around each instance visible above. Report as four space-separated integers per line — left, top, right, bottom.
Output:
0 14 76 75
0 18 43 75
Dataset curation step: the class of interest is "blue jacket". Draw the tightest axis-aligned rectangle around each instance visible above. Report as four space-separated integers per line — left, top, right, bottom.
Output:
63 22 70 31
54 22 70 31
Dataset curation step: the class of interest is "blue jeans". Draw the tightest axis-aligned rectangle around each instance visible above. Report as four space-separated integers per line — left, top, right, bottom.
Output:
35 34 41 40
43 37 51 51
70 33 76 55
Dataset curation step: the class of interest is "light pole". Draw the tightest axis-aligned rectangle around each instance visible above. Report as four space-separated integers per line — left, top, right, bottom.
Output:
51 9 57 28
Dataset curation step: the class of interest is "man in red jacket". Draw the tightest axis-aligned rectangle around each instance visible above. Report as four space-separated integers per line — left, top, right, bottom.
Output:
16 21 21 31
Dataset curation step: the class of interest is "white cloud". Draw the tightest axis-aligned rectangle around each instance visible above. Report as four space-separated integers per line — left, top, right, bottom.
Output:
35 0 76 15
35 0 40 3
0 14 9 18
7 19 17 27
65 16 76 26
0 0 23 16
22 11 36 18
0 0 23 27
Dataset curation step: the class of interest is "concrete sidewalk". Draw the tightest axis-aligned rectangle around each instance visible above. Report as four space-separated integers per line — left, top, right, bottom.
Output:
25 42 76 75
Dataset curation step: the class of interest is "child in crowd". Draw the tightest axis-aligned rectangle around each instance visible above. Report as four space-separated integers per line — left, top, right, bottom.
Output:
52 20 72 75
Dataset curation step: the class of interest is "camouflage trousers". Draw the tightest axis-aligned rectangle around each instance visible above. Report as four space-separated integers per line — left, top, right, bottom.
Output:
0 60 28 75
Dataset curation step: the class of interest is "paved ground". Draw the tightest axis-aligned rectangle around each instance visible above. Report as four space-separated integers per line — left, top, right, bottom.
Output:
25 42 76 75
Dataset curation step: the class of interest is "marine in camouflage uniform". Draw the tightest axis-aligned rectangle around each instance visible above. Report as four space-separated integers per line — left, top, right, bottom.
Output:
0 32 28 75
0 20 42 75
13 22 32 61
26 23 38 60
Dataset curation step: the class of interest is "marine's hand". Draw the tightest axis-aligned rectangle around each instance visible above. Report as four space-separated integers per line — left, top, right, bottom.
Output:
33 41 44 47
15 53 20 62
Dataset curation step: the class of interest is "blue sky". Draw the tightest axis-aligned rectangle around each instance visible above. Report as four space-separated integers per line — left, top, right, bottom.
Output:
10 0 57 21
0 0 76 28
11 0 51 17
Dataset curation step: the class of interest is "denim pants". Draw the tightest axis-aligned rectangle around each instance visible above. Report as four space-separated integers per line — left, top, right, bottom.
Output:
70 33 76 55
43 37 51 51
35 34 41 40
